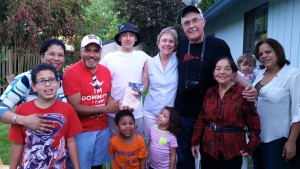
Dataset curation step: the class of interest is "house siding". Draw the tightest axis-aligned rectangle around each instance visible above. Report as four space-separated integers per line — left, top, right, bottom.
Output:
205 0 300 68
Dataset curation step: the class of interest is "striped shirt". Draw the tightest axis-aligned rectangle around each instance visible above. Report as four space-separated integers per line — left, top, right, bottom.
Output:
148 125 177 169
0 70 66 118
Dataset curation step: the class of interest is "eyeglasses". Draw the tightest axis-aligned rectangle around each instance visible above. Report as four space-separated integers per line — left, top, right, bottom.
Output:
183 17 203 27
43 52 65 58
35 78 58 85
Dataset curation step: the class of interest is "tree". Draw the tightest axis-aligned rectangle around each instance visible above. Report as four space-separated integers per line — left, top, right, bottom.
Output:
112 0 218 55
0 0 88 48
200 0 219 12
75 0 123 49
113 0 186 55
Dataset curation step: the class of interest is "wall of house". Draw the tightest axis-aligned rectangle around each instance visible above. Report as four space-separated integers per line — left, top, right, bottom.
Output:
205 0 300 68
268 0 300 67
205 0 268 61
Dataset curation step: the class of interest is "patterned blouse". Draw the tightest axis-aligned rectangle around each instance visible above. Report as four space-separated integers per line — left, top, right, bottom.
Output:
191 83 260 160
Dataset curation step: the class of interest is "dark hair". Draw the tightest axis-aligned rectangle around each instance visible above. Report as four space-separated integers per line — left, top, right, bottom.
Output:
254 38 290 69
213 56 238 73
115 110 135 125
40 39 66 56
163 106 180 135
236 53 257 69
31 63 58 83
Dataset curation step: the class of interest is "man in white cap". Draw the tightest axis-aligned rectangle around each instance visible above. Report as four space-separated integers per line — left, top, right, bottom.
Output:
175 5 258 169
101 22 150 137
63 34 120 169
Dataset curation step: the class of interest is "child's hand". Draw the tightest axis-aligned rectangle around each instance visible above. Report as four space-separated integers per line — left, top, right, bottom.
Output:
191 146 199 158
240 150 250 157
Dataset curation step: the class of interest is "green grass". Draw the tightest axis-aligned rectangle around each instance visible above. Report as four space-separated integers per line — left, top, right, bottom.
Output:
0 122 11 164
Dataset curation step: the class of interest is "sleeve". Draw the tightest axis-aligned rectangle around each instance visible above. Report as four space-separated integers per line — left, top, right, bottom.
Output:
108 137 114 155
290 71 300 123
0 74 31 116
169 134 178 148
56 74 67 102
242 99 261 155
191 91 209 146
137 135 147 159
100 53 109 67
62 69 80 96
66 104 83 138
7 106 25 143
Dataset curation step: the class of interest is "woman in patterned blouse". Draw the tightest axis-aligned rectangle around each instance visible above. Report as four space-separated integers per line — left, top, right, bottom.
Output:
191 56 261 169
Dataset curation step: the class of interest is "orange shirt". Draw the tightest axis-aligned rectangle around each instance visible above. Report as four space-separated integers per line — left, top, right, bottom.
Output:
108 134 147 169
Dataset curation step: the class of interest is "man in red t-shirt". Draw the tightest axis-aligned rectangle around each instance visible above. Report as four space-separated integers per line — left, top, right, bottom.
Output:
63 34 120 169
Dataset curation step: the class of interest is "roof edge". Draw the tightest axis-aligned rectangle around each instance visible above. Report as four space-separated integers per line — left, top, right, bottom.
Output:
204 0 240 21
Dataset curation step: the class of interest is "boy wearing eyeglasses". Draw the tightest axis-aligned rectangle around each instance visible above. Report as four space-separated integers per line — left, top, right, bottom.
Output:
8 63 82 169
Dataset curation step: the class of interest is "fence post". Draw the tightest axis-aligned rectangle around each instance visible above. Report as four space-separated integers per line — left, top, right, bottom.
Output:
8 47 13 76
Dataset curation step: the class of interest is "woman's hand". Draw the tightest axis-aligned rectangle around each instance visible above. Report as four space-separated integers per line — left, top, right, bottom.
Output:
282 140 296 161
191 146 199 158
18 114 55 134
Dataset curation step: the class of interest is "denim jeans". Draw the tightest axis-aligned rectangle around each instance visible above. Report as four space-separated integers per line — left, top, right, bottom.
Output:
252 137 286 169
176 116 197 169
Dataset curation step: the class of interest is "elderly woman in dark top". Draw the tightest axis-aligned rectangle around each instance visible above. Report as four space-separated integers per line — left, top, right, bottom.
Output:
191 56 261 169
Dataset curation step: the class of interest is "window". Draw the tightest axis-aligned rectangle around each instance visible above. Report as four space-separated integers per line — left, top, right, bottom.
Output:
243 3 268 53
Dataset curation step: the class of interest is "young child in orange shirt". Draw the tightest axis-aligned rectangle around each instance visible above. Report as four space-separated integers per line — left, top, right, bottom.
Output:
108 110 147 169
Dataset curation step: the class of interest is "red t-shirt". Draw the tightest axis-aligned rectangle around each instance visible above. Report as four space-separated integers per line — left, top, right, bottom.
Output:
63 61 112 131
8 100 82 168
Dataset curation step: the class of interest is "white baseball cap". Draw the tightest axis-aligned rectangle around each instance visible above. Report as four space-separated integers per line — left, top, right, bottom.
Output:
80 34 102 48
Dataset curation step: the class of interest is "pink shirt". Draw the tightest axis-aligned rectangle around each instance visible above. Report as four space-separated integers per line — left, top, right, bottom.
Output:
149 125 177 169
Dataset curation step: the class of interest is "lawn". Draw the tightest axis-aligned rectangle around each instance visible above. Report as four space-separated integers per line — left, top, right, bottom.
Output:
0 122 11 165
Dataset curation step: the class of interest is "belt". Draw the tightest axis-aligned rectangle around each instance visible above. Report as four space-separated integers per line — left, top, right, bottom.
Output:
208 124 245 133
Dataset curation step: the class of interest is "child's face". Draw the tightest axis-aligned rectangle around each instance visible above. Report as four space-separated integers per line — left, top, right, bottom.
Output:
32 70 59 100
119 32 136 52
117 116 135 138
157 109 170 127
239 60 255 74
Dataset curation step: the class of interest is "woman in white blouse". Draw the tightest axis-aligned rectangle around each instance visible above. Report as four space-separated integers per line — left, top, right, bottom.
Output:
143 27 178 142
252 38 300 169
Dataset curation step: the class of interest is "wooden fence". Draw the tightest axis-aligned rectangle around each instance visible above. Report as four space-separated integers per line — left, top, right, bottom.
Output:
0 46 40 94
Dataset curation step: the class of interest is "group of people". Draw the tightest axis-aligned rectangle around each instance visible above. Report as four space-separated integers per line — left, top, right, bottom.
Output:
0 4 300 169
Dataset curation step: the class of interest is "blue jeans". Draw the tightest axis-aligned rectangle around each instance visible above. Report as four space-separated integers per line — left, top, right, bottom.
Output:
252 137 286 169
176 116 197 169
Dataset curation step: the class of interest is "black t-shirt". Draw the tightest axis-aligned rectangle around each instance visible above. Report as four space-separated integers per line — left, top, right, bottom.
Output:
174 36 233 118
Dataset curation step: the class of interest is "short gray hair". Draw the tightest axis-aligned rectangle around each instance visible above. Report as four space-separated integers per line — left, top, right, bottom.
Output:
156 27 178 47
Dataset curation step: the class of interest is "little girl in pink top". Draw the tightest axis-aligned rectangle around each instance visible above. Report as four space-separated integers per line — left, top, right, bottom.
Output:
148 107 180 169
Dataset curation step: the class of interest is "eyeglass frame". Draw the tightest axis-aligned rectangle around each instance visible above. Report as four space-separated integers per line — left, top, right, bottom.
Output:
182 17 204 28
43 52 65 58
35 77 58 85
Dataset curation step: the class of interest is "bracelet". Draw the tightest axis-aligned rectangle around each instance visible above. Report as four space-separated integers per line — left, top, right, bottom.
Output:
13 114 19 124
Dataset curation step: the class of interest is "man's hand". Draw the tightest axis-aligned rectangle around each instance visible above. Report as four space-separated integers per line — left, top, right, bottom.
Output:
106 99 120 113
282 140 296 161
120 105 134 112
242 85 258 102
17 114 55 134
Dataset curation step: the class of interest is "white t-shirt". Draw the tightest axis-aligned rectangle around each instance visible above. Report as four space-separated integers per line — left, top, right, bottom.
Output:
252 65 300 143
100 50 150 118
